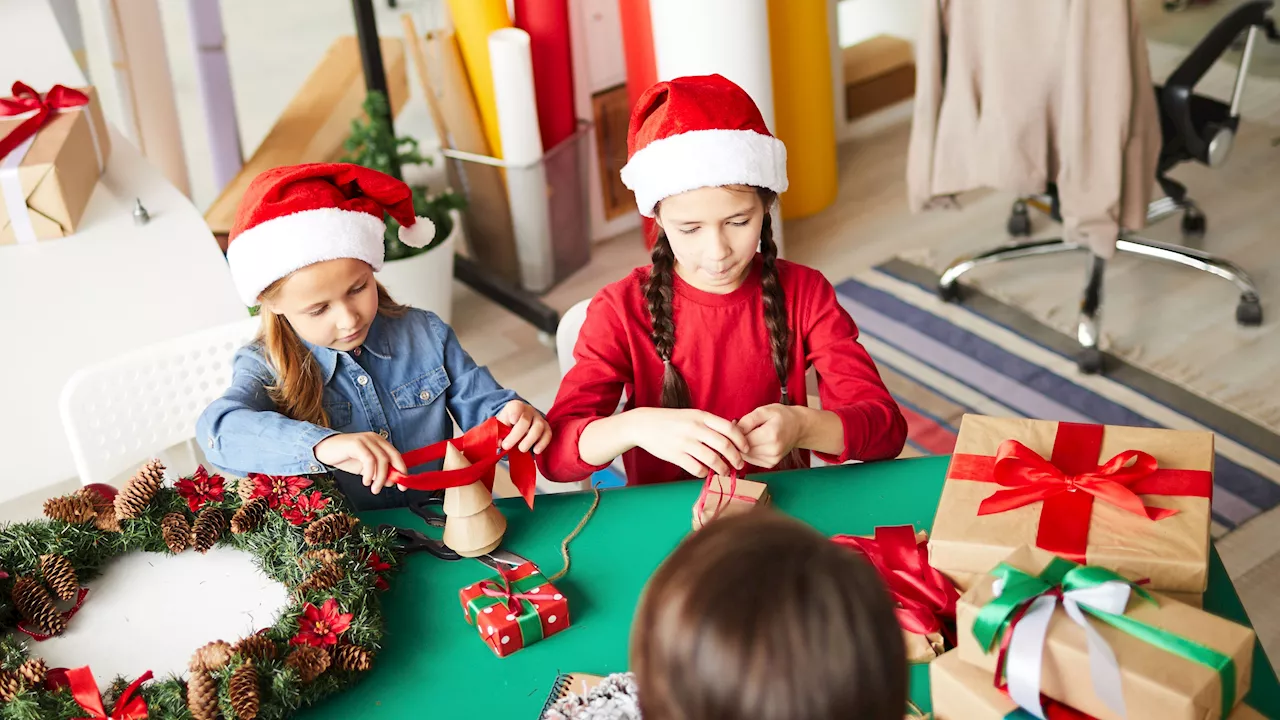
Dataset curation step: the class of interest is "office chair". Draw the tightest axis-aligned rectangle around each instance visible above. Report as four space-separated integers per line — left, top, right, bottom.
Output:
937 0 1278 374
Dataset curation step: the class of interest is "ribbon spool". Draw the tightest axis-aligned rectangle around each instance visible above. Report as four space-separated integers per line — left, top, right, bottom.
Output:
440 443 507 557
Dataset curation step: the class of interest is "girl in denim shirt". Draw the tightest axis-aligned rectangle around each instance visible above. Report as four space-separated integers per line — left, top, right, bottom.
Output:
197 164 549 510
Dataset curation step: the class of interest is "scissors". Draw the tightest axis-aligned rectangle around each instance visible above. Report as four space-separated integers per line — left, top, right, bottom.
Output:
377 492 529 573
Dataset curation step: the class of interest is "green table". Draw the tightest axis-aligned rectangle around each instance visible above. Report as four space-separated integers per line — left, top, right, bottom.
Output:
302 456 1280 718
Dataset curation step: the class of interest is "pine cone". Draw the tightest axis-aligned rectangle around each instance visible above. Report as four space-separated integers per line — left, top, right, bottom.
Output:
332 644 374 673
297 549 343 568
0 670 22 702
162 513 192 554
304 513 357 546
233 634 277 662
186 669 219 720
190 639 233 672
76 487 120 532
230 497 268 535
43 494 96 524
40 554 78 601
285 646 330 683
229 662 260 720
115 459 165 520
12 576 66 636
296 562 344 596
17 657 47 687
192 507 227 554
237 477 257 501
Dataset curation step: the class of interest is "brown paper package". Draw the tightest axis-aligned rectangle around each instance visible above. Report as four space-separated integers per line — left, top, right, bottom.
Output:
0 86 111 244
946 569 1204 608
955 546 1254 720
930 648 1264 720
930 415 1213 593
691 475 770 530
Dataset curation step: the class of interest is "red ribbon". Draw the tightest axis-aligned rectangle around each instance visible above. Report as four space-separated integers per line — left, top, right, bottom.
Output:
387 418 536 508
476 566 559 617
832 526 959 640
18 587 89 641
0 82 90 163
693 468 758 522
948 422 1213 562
46 666 152 720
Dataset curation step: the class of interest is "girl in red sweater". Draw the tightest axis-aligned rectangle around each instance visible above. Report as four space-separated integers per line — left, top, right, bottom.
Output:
539 75 907 486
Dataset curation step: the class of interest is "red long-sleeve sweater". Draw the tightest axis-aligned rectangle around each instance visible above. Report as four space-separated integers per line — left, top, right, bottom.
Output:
538 257 908 485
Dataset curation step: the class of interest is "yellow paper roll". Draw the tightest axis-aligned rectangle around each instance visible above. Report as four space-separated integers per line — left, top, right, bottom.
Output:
445 0 512 158
768 0 838 219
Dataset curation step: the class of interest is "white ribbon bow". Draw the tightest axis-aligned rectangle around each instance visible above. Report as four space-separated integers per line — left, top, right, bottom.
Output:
992 576 1132 719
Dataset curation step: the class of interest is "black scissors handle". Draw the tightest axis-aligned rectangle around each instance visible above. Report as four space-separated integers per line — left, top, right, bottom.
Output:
378 523 460 561
409 493 447 528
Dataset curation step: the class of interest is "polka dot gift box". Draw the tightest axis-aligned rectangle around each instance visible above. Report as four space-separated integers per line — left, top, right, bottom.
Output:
460 562 571 658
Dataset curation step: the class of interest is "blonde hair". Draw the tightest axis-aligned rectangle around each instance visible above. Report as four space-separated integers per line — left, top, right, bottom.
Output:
257 279 408 427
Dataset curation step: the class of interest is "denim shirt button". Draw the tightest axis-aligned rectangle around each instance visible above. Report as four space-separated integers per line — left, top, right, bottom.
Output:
419 390 431 401
357 375 370 386
310 464 320 473
378 428 389 439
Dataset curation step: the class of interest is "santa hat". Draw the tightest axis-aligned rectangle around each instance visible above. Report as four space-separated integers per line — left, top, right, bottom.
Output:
620 75 787 218
225 163 436 305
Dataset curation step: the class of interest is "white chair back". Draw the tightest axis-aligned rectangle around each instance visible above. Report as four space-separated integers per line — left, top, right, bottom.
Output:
556 298 592 377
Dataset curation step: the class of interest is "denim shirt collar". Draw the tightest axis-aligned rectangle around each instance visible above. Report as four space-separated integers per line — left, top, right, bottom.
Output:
301 313 394 384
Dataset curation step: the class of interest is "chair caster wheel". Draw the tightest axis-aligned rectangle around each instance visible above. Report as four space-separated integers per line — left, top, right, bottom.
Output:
1237 296 1263 326
1007 203 1032 237
1077 347 1103 374
938 282 961 303
1181 210 1206 239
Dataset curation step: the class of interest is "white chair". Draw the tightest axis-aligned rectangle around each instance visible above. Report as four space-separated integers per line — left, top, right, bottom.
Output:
59 317 261 488
556 298 593 377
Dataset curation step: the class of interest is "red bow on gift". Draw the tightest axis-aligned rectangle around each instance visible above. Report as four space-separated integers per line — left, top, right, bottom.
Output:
46 666 152 720
692 468 757 521
0 82 90 163
832 526 959 640
477 566 558 616
387 417 537 508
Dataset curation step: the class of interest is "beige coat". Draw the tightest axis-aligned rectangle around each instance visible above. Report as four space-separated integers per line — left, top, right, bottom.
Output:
907 0 1162 257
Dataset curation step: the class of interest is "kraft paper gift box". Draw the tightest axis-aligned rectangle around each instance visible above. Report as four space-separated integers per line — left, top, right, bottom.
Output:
930 414 1214 594
0 85 111 245
955 546 1254 720
691 473 770 530
930 648 1265 720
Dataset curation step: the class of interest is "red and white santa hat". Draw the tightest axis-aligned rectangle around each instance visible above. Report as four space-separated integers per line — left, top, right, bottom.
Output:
225 163 436 305
620 74 788 218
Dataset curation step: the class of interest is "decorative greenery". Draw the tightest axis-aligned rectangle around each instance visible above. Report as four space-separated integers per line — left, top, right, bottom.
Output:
342 90 466 260
0 464 399 719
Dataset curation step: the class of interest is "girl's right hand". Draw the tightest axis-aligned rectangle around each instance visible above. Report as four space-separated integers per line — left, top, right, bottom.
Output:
626 408 750 478
314 433 408 495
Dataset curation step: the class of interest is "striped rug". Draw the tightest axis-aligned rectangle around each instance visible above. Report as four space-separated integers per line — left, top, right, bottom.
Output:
843 259 1280 539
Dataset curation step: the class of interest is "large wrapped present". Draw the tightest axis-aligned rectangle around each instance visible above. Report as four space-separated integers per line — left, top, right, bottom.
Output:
833 526 959 663
955 546 1254 720
930 415 1214 593
0 82 111 245
691 472 770 530
459 561 570 658
930 648 1265 719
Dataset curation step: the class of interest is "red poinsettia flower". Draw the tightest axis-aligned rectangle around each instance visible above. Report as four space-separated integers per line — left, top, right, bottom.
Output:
248 473 312 509
290 598 353 647
280 490 331 526
175 466 226 512
365 552 392 591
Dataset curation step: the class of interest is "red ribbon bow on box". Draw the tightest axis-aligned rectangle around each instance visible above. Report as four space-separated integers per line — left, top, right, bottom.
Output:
477 566 559 616
47 666 152 720
0 82 90 163
692 468 757 521
387 417 536 508
832 525 959 640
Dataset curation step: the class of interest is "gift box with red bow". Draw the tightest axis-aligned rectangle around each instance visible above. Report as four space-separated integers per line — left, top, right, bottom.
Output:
929 415 1214 594
0 82 111 245
459 561 569 658
692 472 771 531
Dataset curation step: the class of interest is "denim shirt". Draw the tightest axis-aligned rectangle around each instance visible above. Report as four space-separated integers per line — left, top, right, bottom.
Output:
196 308 520 510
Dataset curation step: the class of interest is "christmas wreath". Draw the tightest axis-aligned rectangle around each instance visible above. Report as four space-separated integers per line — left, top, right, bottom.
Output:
0 460 398 719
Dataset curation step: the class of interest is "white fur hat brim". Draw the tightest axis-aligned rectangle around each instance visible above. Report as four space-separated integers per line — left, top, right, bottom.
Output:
620 129 788 217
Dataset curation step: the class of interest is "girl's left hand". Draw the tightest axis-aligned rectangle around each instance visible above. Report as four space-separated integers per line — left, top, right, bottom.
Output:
737 404 803 468
498 400 553 454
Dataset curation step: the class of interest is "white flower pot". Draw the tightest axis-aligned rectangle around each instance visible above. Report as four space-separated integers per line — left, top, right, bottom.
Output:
375 210 460 324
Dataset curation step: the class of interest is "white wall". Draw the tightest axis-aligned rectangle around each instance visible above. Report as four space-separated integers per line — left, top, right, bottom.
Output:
837 0 921 47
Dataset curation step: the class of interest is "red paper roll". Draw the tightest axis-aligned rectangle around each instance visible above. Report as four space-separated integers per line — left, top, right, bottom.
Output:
618 0 658 113
513 0 578 151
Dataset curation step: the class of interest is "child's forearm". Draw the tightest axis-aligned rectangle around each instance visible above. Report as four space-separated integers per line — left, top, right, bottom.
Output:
577 411 643 467
793 406 847 457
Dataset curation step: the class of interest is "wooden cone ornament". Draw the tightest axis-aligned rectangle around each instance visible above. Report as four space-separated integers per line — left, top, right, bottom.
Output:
440 443 506 558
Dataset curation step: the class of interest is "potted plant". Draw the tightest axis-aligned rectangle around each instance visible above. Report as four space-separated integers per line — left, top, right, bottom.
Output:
342 91 465 322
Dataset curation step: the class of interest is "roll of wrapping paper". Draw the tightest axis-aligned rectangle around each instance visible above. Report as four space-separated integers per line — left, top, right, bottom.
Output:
768 0 837 219
445 0 512 158
489 28 555 292
618 0 659 112
648 0 775 130
512 0 576 151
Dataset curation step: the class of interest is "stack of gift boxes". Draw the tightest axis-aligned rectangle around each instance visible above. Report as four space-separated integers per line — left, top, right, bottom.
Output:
923 414 1264 719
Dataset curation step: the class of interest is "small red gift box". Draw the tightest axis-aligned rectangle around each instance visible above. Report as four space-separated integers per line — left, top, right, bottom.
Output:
459 561 569 657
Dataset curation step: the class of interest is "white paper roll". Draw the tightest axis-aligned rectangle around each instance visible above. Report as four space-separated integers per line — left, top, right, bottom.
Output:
648 0 775 130
489 27 554 292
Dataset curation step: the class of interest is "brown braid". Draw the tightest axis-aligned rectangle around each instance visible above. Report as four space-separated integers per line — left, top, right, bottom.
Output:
645 233 693 409
755 192 805 471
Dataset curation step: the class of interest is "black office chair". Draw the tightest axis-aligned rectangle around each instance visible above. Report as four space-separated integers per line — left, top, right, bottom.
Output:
937 1 1278 373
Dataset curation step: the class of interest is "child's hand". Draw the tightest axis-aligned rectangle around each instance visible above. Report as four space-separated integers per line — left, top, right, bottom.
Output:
627 408 750 478
314 433 408 494
737 404 804 469
497 400 553 454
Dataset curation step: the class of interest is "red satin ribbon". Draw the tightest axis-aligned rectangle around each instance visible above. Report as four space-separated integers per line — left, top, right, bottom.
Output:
0 82 90 162
476 567 559 617
46 666 152 720
693 468 757 522
18 587 90 641
948 423 1212 562
832 526 959 640
387 417 536 508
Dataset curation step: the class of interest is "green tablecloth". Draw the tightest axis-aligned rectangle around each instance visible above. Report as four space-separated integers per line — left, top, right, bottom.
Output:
301 456 1280 718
